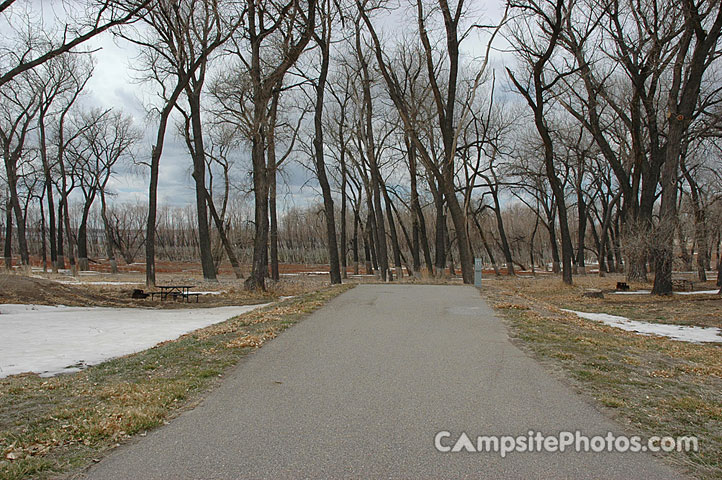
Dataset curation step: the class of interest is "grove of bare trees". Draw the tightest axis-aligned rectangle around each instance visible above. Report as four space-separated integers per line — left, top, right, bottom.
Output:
2 0 721 294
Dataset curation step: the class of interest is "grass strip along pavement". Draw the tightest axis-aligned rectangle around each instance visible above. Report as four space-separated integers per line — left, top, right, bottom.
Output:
0 284 352 480
484 279 721 479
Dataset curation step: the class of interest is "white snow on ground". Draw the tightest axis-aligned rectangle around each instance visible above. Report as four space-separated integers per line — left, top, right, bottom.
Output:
675 290 720 295
611 289 720 295
0 303 270 378
56 280 142 286
52 281 226 293
561 309 722 343
611 290 652 295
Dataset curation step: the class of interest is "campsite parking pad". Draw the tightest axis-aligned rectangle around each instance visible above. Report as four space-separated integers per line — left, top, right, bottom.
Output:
84 285 682 479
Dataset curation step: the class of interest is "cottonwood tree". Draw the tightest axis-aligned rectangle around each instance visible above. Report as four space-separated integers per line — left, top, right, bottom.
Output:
558 0 722 292
169 0 241 282
204 124 244 279
650 0 722 294
0 0 153 87
222 0 317 291
505 0 576 284
306 0 342 284
80 109 140 273
0 70 41 271
358 0 506 284
33 53 86 273
121 0 238 286
52 60 95 275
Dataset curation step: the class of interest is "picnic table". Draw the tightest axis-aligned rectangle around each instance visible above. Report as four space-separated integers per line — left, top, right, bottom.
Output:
152 285 200 303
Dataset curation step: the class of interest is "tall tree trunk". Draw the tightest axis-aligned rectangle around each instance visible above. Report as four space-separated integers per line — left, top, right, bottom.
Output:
381 179 402 279
77 197 95 272
4 198 11 270
40 198 47 272
352 211 360 275
312 24 341 285
371 176 388 280
363 215 373 274
62 194 76 276
432 184 446 277
268 162 279 281
576 190 587 273
339 150 348 279
5 160 30 271
407 137 421 275
681 158 708 282
491 190 515 275
246 129 270 290
472 212 500 276
39 117 58 273
204 188 243 279
188 93 217 282
100 190 118 274
416 197 433 274
56 202 64 269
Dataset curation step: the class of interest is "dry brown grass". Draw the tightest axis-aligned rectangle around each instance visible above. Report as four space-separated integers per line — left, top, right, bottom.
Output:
483 275 721 479
0 272 330 309
0 284 352 480
491 274 722 328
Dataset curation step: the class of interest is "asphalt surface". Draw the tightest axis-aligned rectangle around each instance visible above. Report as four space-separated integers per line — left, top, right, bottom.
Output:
83 284 682 479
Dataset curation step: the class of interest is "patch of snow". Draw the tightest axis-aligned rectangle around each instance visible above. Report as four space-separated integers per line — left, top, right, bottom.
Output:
611 289 720 296
56 280 141 286
675 290 720 295
561 309 722 344
187 291 225 295
0 303 270 378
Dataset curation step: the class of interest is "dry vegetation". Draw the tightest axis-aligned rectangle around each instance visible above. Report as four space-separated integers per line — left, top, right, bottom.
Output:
0 272 330 308
0 284 352 480
483 274 721 479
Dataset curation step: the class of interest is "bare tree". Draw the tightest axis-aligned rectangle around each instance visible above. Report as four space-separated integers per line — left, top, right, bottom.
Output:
223 0 317 290
357 0 506 284
0 0 153 87
122 0 237 286
79 109 140 273
505 0 576 284
0 70 41 271
307 0 342 284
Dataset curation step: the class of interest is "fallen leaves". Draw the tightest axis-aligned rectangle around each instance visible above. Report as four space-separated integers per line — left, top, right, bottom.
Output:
493 303 529 310
0 285 351 480
225 328 279 349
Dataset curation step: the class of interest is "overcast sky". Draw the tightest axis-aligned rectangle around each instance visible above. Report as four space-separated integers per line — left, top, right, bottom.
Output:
73 0 510 212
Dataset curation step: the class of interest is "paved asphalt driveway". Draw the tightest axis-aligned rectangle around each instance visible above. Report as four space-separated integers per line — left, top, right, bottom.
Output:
83 284 681 479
